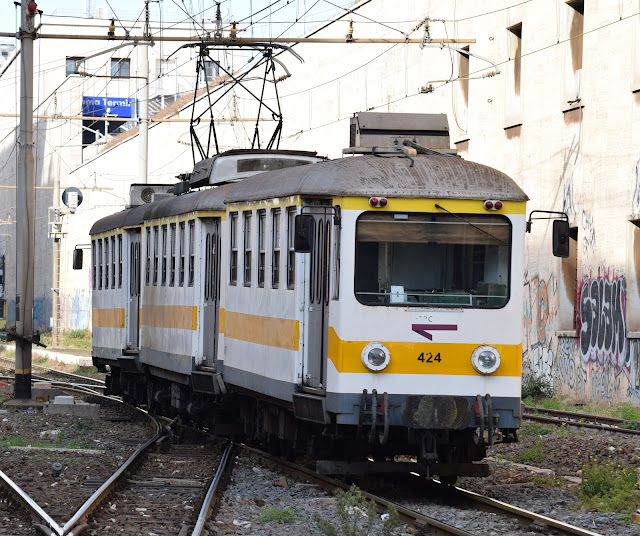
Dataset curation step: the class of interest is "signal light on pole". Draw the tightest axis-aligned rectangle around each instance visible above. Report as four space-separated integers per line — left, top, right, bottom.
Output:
27 1 38 16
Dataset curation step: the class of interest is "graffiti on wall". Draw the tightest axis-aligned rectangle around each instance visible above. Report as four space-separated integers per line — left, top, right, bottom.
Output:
522 269 637 402
578 271 627 368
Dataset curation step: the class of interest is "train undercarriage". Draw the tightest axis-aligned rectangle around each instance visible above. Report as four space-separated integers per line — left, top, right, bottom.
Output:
99 362 516 482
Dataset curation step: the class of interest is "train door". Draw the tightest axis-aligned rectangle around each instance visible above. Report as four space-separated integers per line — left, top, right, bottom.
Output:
127 230 141 350
303 207 332 391
201 219 220 368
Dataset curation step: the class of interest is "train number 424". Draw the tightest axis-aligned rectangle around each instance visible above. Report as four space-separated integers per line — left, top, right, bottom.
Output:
417 352 441 363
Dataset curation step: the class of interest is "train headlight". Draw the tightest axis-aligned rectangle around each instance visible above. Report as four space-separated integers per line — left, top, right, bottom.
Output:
361 342 391 372
471 345 501 375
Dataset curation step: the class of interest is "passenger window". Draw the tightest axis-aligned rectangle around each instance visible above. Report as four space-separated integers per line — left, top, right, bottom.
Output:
105 237 109 289
286 207 296 289
244 211 252 286
145 226 151 286
179 222 185 286
110 236 116 288
161 225 167 286
170 224 176 286
188 220 195 286
153 226 159 286
98 239 103 290
91 240 96 289
118 234 123 288
230 212 238 285
258 210 266 288
272 209 281 288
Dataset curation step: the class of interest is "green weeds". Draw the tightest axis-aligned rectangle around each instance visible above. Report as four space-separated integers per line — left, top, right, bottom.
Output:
578 461 640 513
257 505 296 524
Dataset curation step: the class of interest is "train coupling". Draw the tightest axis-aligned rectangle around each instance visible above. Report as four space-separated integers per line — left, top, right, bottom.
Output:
474 393 499 445
357 389 390 445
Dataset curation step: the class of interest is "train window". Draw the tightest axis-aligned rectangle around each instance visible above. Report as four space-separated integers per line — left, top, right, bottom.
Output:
153 226 159 286
188 220 195 287
179 222 185 286
354 212 511 308
111 236 116 288
286 207 296 289
258 210 266 288
230 212 238 285
118 234 123 288
170 224 176 286
98 239 103 290
272 209 281 288
145 227 151 286
105 237 110 290
244 211 252 286
161 225 167 286
91 240 96 289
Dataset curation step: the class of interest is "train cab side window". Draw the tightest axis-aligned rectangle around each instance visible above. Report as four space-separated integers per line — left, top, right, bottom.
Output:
230 212 238 285
244 211 252 286
286 207 296 289
188 220 195 287
272 209 281 288
98 239 103 290
111 236 116 288
153 226 159 286
145 227 151 286
105 238 110 290
258 210 266 288
179 222 185 286
91 240 96 289
170 224 176 286
118 234 123 288
332 222 340 300
161 225 168 286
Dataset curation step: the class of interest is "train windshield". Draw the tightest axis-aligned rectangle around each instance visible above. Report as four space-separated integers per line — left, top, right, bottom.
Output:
354 212 511 308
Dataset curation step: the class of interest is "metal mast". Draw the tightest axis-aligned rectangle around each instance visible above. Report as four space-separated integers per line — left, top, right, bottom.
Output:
15 1 38 399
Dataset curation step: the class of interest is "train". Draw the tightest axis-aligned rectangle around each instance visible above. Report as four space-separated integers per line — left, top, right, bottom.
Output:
77 115 533 482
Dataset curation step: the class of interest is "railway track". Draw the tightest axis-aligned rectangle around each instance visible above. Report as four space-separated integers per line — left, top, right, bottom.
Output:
237 444 603 536
524 406 640 436
0 354 105 386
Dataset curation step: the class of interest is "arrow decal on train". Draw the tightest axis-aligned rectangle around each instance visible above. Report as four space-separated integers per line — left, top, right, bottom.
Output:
412 324 458 341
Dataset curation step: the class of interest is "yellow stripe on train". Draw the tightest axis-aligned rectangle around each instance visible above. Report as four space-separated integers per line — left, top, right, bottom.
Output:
328 327 522 376
221 309 299 351
92 308 125 329
140 305 198 330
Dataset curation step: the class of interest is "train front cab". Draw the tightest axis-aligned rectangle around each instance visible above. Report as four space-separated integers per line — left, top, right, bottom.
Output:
293 195 526 473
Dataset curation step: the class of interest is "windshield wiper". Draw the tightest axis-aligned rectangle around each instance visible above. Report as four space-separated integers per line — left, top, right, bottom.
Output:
434 203 508 246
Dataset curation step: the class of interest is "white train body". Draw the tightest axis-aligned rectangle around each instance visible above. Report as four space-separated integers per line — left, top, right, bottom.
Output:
87 148 528 478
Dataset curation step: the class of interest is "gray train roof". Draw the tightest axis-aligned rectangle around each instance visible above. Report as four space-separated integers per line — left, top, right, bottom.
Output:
89 203 148 235
143 183 233 221
224 154 528 203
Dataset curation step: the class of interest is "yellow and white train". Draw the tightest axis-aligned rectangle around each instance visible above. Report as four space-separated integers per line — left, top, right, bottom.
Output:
83 145 529 480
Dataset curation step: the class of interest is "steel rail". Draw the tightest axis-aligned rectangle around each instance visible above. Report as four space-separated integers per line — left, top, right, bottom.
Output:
448 484 603 536
525 405 630 427
0 354 104 386
191 441 235 536
237 444 473 536
0 469 64 535
524 412 640 436
63 413 164 535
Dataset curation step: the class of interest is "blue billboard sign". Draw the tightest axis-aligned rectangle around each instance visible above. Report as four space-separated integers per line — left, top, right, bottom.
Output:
82 96 136 118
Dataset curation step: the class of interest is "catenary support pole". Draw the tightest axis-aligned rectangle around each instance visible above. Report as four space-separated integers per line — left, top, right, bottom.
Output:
15 1 37 399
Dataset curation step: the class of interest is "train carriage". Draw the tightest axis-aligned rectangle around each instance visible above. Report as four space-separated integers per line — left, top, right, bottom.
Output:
84 145 530 481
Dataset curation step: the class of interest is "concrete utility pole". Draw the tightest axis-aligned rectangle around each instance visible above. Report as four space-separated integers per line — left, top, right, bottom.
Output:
15 0 38 399
138 0 150 184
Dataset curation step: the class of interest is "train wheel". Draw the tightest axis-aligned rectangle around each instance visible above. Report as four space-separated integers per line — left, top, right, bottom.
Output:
439 475 458 486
